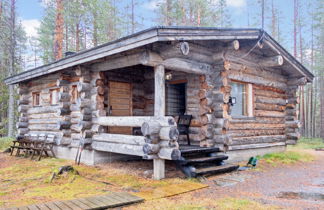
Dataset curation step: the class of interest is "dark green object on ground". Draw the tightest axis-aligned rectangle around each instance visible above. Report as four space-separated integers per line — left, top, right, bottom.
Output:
247 157 258 167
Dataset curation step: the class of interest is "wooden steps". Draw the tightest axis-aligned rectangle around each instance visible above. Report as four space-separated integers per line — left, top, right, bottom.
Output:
176 146 238 178
4 192 143 210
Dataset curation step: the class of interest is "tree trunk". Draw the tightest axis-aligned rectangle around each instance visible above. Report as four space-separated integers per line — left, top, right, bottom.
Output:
54 0 64 60
76 22 80 52
321 76 324 140
8 0 16 137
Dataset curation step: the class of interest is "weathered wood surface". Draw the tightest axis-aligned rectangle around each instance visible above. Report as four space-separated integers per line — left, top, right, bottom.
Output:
97 116 175 127
93 133 146 146
7 192 143 210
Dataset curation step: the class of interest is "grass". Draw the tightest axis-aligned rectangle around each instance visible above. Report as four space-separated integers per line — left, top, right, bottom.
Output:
0 154 205 208
0 137 13 152
258 138 322 165
261 151 314 165
291 138 324 149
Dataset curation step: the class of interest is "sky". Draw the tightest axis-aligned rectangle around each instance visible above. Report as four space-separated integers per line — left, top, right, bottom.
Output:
16 0 305 70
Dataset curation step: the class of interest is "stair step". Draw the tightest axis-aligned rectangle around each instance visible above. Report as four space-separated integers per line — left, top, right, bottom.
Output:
180 147 220 155
178 155 228 165
194 164 239 177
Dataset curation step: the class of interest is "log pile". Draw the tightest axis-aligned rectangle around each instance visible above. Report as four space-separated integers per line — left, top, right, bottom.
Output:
141 117 180 160
71 67 93 146
56 73 72 145
90 71 106 136
17 83 30 137
285 78 305 145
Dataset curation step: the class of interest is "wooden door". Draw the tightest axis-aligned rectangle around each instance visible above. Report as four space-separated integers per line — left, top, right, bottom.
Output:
108 81 132 134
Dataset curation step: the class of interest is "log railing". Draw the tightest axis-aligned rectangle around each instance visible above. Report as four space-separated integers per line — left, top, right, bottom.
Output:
92 116 181 160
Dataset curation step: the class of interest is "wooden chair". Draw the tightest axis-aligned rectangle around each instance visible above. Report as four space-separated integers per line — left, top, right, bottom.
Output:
31 134 56 161
177 115 192 145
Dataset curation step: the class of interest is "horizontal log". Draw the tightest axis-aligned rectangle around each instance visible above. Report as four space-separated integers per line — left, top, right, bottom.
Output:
91 141 144 156
159 126 179 141
97 116 175 127
258 55 284 67
162 58 213 75
56 79 70 87
285 121 301 128
17 99 29 105
57 108 71 116
28 106 59 114
229 123 285 130
287 77 307 86
18 105 29 113
231 135 286 145
28 124 60 131
255 103 285 112
228 129 285 138
229 142 286 150
76 98 91 108
255 96 287 106
286 132 301 140
19 117 28 122
228 72 287 89
92 133 146 146
18 128 29 135
159 140 178 148
254 110 286 118
16 122 28 128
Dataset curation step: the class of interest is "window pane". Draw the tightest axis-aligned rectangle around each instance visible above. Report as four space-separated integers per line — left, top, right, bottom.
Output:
231 82 246 117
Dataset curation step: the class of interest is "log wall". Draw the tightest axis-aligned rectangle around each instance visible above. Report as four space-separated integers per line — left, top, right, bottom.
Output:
223 61 300 149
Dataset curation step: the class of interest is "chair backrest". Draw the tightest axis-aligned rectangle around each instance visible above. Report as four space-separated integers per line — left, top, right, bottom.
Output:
46 134 55 143
177 115 192 128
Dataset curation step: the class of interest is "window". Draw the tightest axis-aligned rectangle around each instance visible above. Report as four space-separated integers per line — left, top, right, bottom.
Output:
71 85 79 104
230 82 253 117
166 83 186 116
50 88 59 105
32 92 40 106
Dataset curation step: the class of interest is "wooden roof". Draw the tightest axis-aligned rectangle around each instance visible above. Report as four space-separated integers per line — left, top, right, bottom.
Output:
4 26 314 85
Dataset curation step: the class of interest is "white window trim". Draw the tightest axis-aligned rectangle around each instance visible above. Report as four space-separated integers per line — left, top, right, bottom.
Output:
246 83 254 117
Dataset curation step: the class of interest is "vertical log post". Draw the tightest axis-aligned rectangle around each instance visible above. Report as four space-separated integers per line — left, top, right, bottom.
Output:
153 64 165 180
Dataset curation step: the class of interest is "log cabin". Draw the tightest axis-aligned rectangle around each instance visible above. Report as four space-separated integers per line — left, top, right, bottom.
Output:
4 27 314 179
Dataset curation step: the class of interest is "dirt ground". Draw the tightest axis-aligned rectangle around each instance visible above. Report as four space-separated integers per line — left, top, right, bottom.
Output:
128 149 324 210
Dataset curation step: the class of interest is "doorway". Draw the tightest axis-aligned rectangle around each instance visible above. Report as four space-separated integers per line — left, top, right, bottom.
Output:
108 81 132 134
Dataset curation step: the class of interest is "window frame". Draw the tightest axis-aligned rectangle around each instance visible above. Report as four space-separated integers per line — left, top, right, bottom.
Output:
49 88 60 105
70 85 79 104
230 81 254 118
32 92 40 107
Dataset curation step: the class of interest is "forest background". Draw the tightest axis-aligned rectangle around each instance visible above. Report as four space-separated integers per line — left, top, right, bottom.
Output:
0 0 323 139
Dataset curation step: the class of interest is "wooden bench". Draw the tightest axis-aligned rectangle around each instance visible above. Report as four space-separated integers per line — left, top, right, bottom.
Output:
10 133 56 161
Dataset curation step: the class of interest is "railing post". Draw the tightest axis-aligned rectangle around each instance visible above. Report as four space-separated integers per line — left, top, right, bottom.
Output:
153 64 165 180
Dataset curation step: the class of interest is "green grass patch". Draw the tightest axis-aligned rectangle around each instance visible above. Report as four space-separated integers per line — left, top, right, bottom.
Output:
262 151 314 165
0 137 13 152
292 138 324 149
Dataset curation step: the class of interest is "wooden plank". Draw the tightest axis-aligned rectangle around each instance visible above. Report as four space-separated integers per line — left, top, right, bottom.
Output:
52 201 72 210
17 207 29 210
60 200 83 210
69 199 92 210
25 205 39 210
84 197 107 207
95 195 121 207
43 202 61 210
76 198 100 209
34 203 50 210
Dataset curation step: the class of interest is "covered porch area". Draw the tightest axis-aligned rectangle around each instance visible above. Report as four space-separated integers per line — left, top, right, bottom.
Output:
89 49 217 179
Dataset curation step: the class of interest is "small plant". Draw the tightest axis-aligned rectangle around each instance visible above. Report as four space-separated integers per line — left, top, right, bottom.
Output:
0 137 14 152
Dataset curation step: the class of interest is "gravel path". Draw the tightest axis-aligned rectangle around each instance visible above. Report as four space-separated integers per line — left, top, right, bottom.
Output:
193 150 324 209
